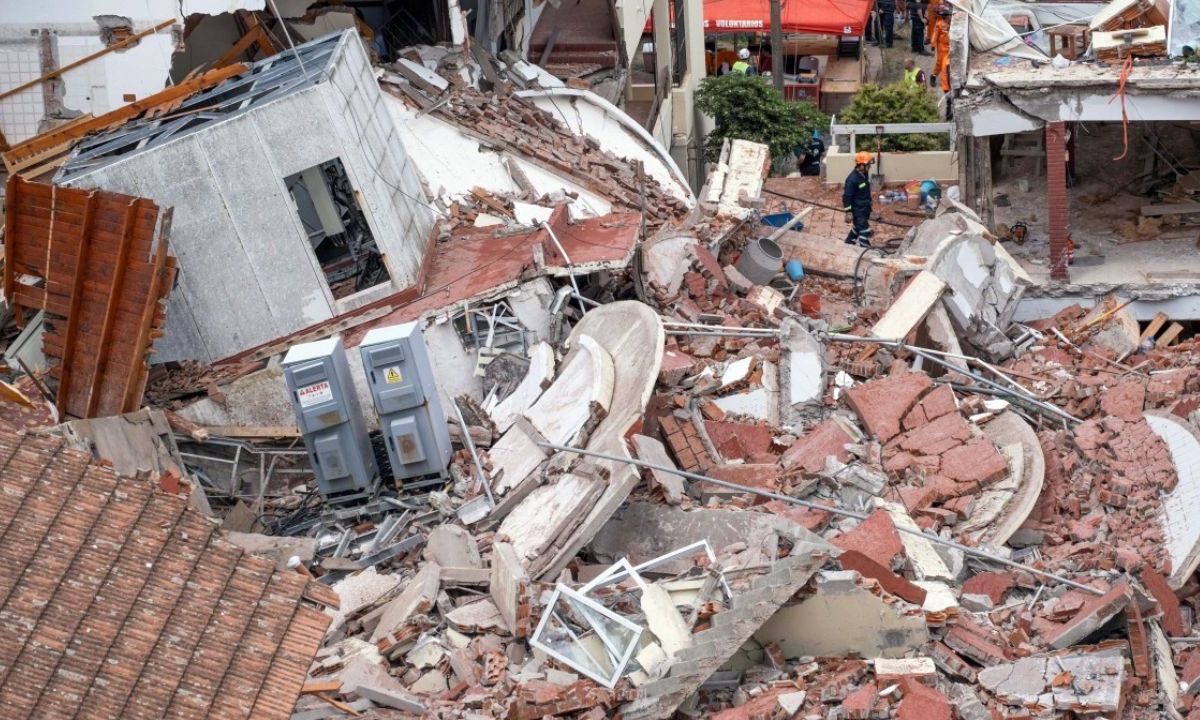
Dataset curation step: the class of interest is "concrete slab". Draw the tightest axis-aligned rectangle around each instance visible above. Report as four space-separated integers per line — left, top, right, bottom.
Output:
754 571 929 659
1146 412 1200 588
632 434 687 504
978 652 1125 713
486 342 556 433
370 562 441 643
490 542 530 638
490 334 613 495
880 501 955 582
426 525 482 569
780 319 826 417
872 271 947 342
535 302 665 580
499 472 606 564
640 583 694 658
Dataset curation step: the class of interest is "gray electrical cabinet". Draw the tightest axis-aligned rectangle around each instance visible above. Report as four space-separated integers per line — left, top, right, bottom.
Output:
283 336 377 499
359 322 452 482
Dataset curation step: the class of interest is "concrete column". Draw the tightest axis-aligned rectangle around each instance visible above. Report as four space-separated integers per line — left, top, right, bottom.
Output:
1045 121 1069 282
653 0 672 89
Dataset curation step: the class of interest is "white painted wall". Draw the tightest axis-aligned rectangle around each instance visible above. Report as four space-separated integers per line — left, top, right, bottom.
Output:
61 33 434 363
615 0 655 66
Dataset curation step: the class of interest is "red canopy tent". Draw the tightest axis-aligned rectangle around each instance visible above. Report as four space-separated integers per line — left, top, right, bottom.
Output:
645 0 873 37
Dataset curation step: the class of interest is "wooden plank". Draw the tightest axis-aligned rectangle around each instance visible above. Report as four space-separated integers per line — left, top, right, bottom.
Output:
0 20 175 103
315 693 361 717
55 191 99 415
3 63 247 169
1156 322 1184 348
300 680 342 695
1138 312 1168 344
123 209 174 412
87 198 140 417
4 175 19 302
1140 202 1200 217
200 425 302 439
214 24 266 69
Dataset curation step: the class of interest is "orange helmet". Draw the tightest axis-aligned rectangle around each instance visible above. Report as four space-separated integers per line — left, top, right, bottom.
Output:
854 151 874 165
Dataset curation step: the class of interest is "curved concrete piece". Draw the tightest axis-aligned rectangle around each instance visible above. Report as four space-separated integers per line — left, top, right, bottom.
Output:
490 334 614 495
485 342 556 433
1145 412 1200 589
957 411 1046 548
534 301 665 579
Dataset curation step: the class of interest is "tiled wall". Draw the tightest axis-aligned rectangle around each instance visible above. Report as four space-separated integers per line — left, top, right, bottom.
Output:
0 44 46 143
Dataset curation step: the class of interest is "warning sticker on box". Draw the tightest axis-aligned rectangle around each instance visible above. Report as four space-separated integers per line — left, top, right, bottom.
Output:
297 380 333 408
384 366 404 384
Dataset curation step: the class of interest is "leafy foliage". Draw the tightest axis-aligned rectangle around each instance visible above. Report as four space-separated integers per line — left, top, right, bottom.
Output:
838 82 944 152
694 73 829 163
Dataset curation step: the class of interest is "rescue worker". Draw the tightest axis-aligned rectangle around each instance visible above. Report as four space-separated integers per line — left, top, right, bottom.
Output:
930 4 951 93
910 0 929 54
902 58 927 87
842 151 874 247
925 0 941 46
878 0 896 47
732 48 752 74
794 130 826 176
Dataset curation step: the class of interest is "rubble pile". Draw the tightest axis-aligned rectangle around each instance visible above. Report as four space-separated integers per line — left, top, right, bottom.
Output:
5 21 1200 720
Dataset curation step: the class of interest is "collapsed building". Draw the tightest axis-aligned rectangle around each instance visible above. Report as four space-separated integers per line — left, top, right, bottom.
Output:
3 1 1200 719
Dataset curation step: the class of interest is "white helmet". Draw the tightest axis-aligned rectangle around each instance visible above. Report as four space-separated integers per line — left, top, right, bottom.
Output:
738 48 750 60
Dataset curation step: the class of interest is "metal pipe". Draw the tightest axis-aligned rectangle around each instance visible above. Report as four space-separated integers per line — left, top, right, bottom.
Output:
825 333 1081 425
542 221 588 318
766 207 814 242
537 441 1105 596
446 392 495 507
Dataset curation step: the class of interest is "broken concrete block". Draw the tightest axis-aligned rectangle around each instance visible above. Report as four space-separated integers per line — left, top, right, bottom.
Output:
1043 583 1131 649
978 652 1125 713
640 583 694 658
959 593 994 612
1146 412 1200 589
632 434 686 504
427 525 482 568
871 271 947 342
490 541 531 638
486 342 555 432
781 318 826 415
754 571 928 660
780 416 858 473
445 597 508 634
370 562 441 642
880 502 954 582
224 531 316 570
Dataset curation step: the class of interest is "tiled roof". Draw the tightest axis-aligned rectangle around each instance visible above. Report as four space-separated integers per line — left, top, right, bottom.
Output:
0 427 334 719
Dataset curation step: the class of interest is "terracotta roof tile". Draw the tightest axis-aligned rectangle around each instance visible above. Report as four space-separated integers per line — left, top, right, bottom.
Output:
0 426 332 719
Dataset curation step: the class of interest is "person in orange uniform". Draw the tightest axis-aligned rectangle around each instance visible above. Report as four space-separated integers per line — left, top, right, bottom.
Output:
930 4 952 93
925 0 941 45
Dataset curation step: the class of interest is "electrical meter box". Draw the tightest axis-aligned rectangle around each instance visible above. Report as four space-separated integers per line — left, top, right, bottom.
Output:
359 322 452 482
282 336 377 499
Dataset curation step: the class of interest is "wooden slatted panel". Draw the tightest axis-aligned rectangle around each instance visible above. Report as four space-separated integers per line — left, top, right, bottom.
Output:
3 176 175 419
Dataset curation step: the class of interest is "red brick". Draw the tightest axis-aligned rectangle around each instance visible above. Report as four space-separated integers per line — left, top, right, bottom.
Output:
705 464 781 493
894 411 972 456
780 418 855 473
705 421 773 461
1042 583 1131 648
846 372 934 442
1099 380 1145 420
1141 568 1185 636
840 682 878 719
962 571 1016 605
831 510 904 568
837 550 927 606
763 500 830 532
940 439 1009 486
896 677 950 720
917 384 958 421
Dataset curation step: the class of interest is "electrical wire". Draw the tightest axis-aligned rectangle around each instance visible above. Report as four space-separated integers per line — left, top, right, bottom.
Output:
762 186 922 228
1111 53 1134 161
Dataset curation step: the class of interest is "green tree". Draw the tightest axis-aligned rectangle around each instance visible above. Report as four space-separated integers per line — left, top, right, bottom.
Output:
694 73 828 163
838 82 944 152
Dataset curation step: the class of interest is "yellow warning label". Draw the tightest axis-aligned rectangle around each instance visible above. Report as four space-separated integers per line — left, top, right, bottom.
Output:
384 366 403 384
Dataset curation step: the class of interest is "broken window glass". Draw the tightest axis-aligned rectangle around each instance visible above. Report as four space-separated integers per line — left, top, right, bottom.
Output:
529 584 643 688
285 158 389 300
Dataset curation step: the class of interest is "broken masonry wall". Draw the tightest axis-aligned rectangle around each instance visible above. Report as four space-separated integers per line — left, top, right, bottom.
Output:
61 31 433 364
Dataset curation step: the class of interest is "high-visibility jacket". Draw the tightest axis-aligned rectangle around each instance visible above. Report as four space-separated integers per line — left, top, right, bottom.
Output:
732 60 750 74
903 66 926 86
931 18 951 92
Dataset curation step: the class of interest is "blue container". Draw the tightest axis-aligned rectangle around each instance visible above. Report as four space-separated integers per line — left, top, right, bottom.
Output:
761 213 804 232
785 259 805 281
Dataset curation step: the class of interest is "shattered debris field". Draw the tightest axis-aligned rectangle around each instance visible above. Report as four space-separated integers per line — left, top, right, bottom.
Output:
4 12 1200 720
